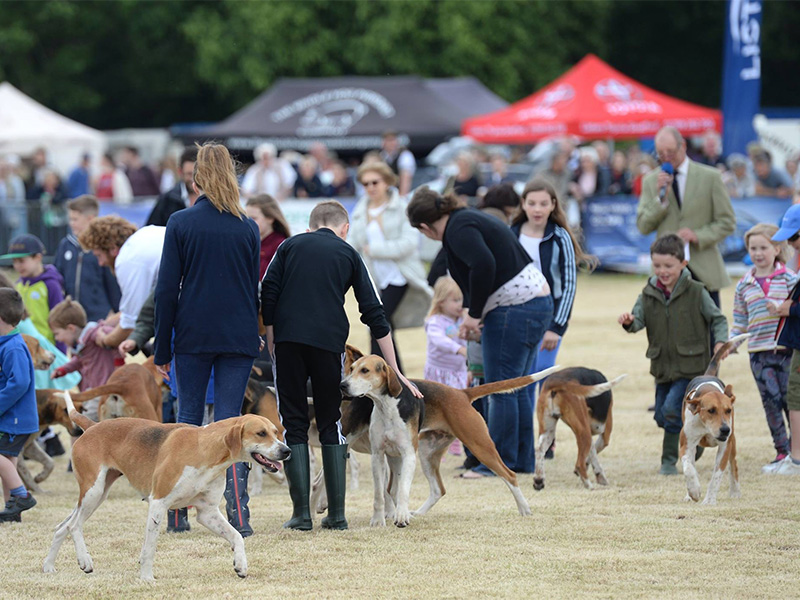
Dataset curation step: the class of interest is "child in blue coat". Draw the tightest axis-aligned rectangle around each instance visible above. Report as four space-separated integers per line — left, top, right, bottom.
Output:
0 288 38 522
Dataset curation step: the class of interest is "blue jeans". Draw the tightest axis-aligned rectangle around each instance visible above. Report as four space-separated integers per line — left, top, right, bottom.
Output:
174 353 254 426
474 296 553 475
654 378 691 434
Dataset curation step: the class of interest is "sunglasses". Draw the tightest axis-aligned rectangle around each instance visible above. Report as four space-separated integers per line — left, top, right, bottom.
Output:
789 232 800 243
362 179 382 187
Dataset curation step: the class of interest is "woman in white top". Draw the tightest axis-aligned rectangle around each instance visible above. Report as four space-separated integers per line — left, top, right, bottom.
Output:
349 161 432 371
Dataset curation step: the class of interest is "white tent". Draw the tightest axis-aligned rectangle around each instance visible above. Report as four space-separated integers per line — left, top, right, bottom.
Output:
0 82 106 175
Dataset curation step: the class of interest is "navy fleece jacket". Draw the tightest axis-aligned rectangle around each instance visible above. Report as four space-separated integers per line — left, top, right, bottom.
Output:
153 196 261 365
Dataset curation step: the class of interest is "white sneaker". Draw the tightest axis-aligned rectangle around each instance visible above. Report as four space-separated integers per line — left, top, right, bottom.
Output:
775 457 800 476
762 455 790 474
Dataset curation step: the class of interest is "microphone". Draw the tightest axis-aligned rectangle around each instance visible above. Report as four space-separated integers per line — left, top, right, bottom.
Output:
659 162 674 201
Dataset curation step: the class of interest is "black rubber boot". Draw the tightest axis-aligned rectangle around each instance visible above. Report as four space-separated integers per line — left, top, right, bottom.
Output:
225 462 253 537
659 431 680 475
282 444 312 531
320 444 348 530
166 507 190 532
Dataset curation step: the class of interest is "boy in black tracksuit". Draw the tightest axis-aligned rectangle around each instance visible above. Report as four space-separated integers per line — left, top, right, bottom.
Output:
262 200 412 531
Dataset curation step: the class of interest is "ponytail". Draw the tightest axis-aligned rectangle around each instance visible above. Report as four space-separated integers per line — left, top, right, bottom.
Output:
193 142 246 219
407 187 465 229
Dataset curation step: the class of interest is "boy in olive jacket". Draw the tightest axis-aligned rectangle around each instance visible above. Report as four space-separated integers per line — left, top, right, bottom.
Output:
619 234 728 475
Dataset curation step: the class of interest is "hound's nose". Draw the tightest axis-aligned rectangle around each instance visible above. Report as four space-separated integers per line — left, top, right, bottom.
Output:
339 382 349 393
720 424 730 436
279 445 291 461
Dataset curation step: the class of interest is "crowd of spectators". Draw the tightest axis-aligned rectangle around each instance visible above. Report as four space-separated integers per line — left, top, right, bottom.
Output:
2 129 799 252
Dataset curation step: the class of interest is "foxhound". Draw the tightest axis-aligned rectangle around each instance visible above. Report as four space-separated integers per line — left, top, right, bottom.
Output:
67 363 162 422
533 367 626 491
679 334 749 505
43 391 290 581
339 354 561 527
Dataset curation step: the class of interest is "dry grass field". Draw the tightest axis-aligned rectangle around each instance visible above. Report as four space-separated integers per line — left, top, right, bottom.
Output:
3 273 800 599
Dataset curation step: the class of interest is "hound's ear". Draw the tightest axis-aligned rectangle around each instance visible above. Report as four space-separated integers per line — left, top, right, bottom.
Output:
686 390 701 411
346 345 365 368
385 364 402 397
225 423 245 459
724 384 735 399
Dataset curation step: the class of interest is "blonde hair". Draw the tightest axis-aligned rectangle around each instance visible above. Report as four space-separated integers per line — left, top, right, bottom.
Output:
193 142 246 219
745 223 788 265
357 161 398 187
48 297 88 330
427 276 462 319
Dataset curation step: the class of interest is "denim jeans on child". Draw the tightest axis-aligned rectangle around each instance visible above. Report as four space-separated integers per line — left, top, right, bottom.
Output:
174 353 254 426
474 295 553 475
654 378 691 434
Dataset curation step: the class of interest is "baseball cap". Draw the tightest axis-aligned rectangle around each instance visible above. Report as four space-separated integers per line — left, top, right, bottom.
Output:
0 234 46 259
772 204 800 242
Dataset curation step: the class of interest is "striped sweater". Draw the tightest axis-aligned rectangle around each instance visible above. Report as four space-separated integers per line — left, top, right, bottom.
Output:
731 264 797 352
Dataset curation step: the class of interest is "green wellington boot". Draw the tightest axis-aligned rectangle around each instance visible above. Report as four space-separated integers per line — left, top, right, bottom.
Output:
320 444 349 530
283 444 313 531
660 431 680 475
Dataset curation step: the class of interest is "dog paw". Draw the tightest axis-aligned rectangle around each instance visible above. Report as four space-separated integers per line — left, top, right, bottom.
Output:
233 559 248 579
729 488 741 499
581 479 594 490
700 497 717 506
394 510 412 528
77 555 94 574
596 473 609 486
532 477 545 491
370 515 386 527
34 474 47 484
42 563 56 574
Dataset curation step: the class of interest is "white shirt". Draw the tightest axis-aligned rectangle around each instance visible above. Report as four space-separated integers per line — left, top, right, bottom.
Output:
517 233 543 271
674 157 689 203
241 160 297 198
381 149 416 176
482 263 549 317
116 225 166 329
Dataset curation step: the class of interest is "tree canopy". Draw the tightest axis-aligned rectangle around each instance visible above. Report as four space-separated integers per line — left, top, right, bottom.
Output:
0 0 797 130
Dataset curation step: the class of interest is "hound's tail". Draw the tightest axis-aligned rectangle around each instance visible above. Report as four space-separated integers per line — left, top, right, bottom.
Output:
67 383 125 403
463 365 562 402
544 374 628 400
59 390 96 432
704 333 751 378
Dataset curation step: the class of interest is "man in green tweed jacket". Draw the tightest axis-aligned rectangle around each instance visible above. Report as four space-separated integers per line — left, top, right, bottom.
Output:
637 126 736 306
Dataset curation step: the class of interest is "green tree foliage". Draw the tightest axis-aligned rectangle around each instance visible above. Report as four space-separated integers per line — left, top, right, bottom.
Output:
183 0 609 109
0 0 796 130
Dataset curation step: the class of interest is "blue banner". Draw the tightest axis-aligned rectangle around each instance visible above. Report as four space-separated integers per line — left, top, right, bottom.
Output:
582 195 790 272
721 0 762 155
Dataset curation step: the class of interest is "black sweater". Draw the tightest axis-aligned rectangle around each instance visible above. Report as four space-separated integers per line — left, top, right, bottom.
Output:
443 208 532 318
261 228 391 353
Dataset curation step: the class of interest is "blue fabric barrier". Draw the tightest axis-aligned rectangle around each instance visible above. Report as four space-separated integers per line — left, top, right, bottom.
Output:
581 195 791 272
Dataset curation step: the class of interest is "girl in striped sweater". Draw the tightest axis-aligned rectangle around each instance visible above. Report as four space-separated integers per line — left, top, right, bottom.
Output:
731 223 797 470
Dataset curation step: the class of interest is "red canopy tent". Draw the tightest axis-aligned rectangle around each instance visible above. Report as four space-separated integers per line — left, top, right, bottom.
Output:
462 54 722 143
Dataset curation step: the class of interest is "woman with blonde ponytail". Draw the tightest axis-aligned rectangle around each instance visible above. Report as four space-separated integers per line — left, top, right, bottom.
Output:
154 142 261 536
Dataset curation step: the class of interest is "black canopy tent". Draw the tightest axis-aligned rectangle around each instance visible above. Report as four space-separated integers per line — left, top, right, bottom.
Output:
179 76 507 156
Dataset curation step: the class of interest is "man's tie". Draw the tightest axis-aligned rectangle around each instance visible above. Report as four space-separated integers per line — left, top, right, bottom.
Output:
672 172 681 209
